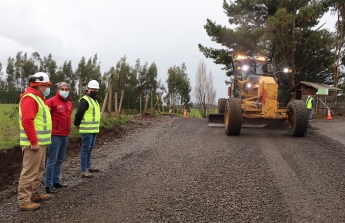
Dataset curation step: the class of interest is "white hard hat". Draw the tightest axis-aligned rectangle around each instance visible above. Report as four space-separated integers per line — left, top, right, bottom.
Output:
87 80 99 89
30 72 52 85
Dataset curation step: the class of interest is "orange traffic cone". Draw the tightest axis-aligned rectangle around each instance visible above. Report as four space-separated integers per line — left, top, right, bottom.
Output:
326 109 332 120
183 109 187 118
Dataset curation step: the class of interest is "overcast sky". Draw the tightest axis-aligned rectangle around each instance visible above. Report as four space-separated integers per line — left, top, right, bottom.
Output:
0 1 337 100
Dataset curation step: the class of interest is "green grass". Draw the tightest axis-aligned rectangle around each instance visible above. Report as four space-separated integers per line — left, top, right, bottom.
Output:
0 104 20 150
188 109 203 118
187 108 218 118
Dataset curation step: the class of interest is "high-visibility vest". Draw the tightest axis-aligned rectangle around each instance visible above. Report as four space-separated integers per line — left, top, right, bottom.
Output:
19 93 52 146
79 95 100 133
306 97 314 109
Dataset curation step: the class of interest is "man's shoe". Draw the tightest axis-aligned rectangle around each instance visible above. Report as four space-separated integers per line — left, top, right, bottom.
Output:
31 193 52 202
81 171 93 178
19 201 40 211
53 183 68 188
88 167 100 173
46 186 58 194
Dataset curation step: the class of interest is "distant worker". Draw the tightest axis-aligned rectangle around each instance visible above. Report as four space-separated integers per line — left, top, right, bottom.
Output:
74 80 101 178
18 72 52 211
306 94 315 120
45 82 73 194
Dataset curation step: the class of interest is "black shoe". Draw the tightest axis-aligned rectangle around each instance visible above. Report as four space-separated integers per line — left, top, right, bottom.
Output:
53 183 68 188
45 186 57 194
88 167 100 173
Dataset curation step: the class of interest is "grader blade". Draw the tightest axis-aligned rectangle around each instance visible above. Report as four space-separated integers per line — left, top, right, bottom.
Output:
208 114 225 127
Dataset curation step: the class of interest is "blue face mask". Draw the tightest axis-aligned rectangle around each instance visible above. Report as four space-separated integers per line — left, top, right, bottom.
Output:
59 90 69 99
44 88 50 97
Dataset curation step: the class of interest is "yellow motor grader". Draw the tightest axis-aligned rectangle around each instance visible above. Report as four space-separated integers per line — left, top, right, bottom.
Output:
209 54 308 136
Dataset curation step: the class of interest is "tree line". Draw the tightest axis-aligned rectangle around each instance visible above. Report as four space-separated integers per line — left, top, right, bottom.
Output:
0 52 198 115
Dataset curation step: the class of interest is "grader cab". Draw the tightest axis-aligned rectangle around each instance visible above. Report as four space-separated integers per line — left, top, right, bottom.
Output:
209 54 308 137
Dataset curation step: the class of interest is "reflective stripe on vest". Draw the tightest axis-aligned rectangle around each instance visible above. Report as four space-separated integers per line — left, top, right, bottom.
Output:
306 97 314 109
19 93 52 146
79 95 100 133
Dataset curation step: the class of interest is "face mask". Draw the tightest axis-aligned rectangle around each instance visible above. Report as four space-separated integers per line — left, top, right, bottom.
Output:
89 91 97 98
44 88 50 97
59 91 69 99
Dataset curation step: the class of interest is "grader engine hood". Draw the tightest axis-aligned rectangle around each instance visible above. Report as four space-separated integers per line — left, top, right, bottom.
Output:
258 76 278 118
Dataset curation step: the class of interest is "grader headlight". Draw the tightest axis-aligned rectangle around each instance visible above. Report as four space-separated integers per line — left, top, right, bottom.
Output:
283 68 293 73
255 56 266 62
242 65 249 71
235 55 248 60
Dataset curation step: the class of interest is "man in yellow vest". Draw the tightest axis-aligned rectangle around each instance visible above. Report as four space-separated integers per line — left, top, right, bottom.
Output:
306 94 315 120
74 80 101 178
18 72 53 211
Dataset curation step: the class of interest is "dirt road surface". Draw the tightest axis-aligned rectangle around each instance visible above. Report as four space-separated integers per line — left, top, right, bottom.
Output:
1 116 345 222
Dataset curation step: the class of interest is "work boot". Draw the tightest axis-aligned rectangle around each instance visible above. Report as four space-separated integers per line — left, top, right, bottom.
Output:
53 183 68 188
46 186 57 194
88 167 100 173
81 171 93 178
31 193 52 202
19 201 40 211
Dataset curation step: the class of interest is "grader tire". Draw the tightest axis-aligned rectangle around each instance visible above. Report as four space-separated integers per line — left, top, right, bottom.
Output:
218 98 227 114
224 98 242 135
286 100 308 137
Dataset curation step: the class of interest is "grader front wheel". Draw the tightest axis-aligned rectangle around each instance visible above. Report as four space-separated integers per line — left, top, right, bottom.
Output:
218 98 227 114
224 98 242 135
286 100 308 137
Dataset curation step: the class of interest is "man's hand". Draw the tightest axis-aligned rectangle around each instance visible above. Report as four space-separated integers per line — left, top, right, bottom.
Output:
31 144 40 151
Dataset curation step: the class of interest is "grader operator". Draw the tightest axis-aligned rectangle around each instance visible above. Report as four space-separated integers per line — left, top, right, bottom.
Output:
209 54 308 137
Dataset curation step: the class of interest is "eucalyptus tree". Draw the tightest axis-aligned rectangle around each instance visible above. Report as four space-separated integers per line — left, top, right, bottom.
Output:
0 62 5 90
137 61 148 112
166 65 178 112
14 52 23 89
154 79 166 113
40 53 58 92
127 60 139 112
75 56 86 96
166 63 191 113
137 61 158 113
6 57 15 91
115 56 132 115
143 62 158 113
102 66 117 112
75 54 102 97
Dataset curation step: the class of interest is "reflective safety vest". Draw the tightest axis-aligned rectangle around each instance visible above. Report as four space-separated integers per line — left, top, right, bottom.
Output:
79 95 100 133
19 93 52 146
306 97 314 109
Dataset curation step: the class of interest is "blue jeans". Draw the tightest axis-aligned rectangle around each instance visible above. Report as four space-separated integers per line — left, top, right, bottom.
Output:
307 109 313 120
45 136 68 187
80 133 97 172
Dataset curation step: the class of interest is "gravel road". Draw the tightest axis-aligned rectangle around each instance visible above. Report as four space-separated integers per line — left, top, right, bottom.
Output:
1 116 345 222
